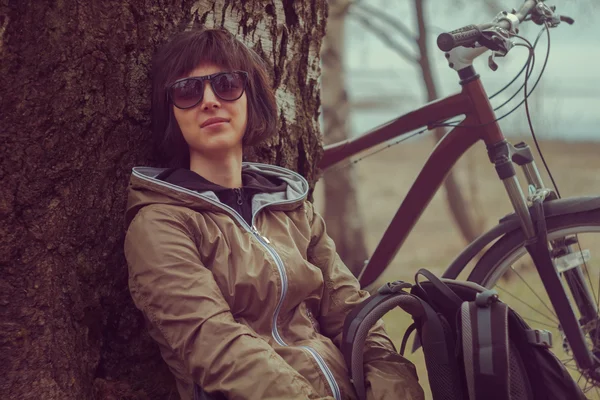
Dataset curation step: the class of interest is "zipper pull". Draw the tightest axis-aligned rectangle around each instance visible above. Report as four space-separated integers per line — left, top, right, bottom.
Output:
252 225 270 244
234 188 243 206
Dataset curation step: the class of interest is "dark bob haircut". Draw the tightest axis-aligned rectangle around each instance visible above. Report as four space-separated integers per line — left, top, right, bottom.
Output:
151 28 278 168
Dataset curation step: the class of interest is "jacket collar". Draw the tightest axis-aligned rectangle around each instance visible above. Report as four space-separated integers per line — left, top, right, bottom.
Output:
125 162 309 230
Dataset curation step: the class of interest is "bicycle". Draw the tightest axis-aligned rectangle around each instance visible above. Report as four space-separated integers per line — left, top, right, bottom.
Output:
319 0 600 396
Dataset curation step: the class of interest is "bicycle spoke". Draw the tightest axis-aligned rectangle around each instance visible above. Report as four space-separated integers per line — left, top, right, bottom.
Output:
574 235 599 306
585 381 595 395
566 364 583 375
584 377 591 394
478 218 600 394
496 284 558 324
565 235 599 310
526 317 560 330
573 234 600 366
592 236 600 353
510 265 558 319
594 265 600 356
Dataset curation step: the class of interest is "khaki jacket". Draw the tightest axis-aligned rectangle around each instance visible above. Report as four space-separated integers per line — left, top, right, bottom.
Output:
124 163 424 400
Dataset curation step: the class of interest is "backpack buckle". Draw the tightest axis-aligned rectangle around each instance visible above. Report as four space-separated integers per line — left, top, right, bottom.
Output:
526 329 553 348
475 289 499 307
378 281 411 295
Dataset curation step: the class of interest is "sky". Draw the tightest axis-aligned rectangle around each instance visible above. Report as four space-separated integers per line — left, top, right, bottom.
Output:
341 0 600 141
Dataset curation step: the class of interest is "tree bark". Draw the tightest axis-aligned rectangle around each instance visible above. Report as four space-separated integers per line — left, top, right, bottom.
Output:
414 0 483 243
320 0 368 277
0 1 326 399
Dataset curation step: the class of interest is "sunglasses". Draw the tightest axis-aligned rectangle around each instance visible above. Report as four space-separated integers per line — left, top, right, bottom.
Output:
168 71 249 110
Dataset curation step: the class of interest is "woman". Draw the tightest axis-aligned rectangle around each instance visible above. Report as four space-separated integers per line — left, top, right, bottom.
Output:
124 28 424 400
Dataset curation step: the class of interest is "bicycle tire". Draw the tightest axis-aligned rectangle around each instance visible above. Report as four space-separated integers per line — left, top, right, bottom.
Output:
468 208 600 397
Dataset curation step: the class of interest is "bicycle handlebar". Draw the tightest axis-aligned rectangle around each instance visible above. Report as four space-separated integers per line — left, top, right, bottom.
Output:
437 0 539 52
437 24 493 52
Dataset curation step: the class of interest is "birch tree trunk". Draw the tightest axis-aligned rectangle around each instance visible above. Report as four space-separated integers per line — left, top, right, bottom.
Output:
320 0 368 277
0 1 326 399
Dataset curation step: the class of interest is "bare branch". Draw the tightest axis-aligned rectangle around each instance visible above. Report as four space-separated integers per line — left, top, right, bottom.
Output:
348 10 418 63
352 2 415 42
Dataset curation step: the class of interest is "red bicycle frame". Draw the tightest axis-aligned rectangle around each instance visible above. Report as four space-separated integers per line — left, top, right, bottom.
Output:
320 71 512 288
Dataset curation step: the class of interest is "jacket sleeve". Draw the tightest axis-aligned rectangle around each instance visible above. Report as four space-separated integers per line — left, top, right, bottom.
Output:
124 206 332 400
305 202 424 400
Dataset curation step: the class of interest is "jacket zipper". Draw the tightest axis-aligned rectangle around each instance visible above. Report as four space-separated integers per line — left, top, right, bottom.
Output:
233 188 243 205
132 169 341 400
251 226 341 400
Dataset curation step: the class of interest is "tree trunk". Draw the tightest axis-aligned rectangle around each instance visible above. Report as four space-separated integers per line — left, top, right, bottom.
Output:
413 0 484 243
0 1 326 399
320 0 368 277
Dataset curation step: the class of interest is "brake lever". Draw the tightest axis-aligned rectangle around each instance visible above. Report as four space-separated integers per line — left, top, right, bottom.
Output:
560 15 575 25
488 52 500 72
531 3 573 28
478 28 514 71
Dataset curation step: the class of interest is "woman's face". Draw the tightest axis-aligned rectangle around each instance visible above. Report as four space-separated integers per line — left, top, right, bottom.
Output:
172 63 248 159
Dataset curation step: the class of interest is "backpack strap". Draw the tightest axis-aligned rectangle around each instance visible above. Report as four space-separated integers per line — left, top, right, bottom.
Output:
342 281 462 400
415 268 464 312
461 290 510 400
342 281 425 400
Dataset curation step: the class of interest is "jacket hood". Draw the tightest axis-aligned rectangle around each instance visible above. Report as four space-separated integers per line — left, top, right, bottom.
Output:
124 162 309 230
155 168 287 195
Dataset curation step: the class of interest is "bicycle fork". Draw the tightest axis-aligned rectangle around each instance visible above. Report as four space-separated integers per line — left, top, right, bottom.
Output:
488 140 597 371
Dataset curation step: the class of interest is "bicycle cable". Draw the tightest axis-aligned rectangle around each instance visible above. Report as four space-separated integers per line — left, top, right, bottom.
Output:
323 39 539 176
489 27 546 101
323 26 555 178
322 129 426 175
490 35 540 110
429 28 540 128
522 23 561 198
432 25 555 129
522 25 598 364
432 29 551 130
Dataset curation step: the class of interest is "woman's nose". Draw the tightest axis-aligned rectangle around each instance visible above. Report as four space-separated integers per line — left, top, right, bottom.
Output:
200 82 221 110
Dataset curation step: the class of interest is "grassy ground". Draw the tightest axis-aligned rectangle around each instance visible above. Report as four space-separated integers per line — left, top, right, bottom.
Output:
314 135 600 399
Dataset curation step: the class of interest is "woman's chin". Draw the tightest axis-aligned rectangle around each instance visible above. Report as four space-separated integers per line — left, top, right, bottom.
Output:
190 141 242 158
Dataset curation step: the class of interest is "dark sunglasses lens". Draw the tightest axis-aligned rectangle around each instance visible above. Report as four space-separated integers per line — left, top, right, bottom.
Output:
171 79 204 108
212 72 246 100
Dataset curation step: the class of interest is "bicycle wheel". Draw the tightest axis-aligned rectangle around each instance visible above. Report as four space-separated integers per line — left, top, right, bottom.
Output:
468 208 600 398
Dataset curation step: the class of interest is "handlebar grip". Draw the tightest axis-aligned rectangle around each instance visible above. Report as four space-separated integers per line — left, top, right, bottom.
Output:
437 24 482 52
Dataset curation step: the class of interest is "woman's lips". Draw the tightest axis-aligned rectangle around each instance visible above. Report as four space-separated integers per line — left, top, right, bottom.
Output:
201 117 230 128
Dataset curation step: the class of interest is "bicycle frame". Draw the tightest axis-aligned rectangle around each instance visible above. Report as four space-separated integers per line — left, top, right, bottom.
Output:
321 68 511 287
319 65 596 370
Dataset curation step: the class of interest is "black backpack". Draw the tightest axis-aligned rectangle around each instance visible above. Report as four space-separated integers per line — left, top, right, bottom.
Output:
342 269 586 400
